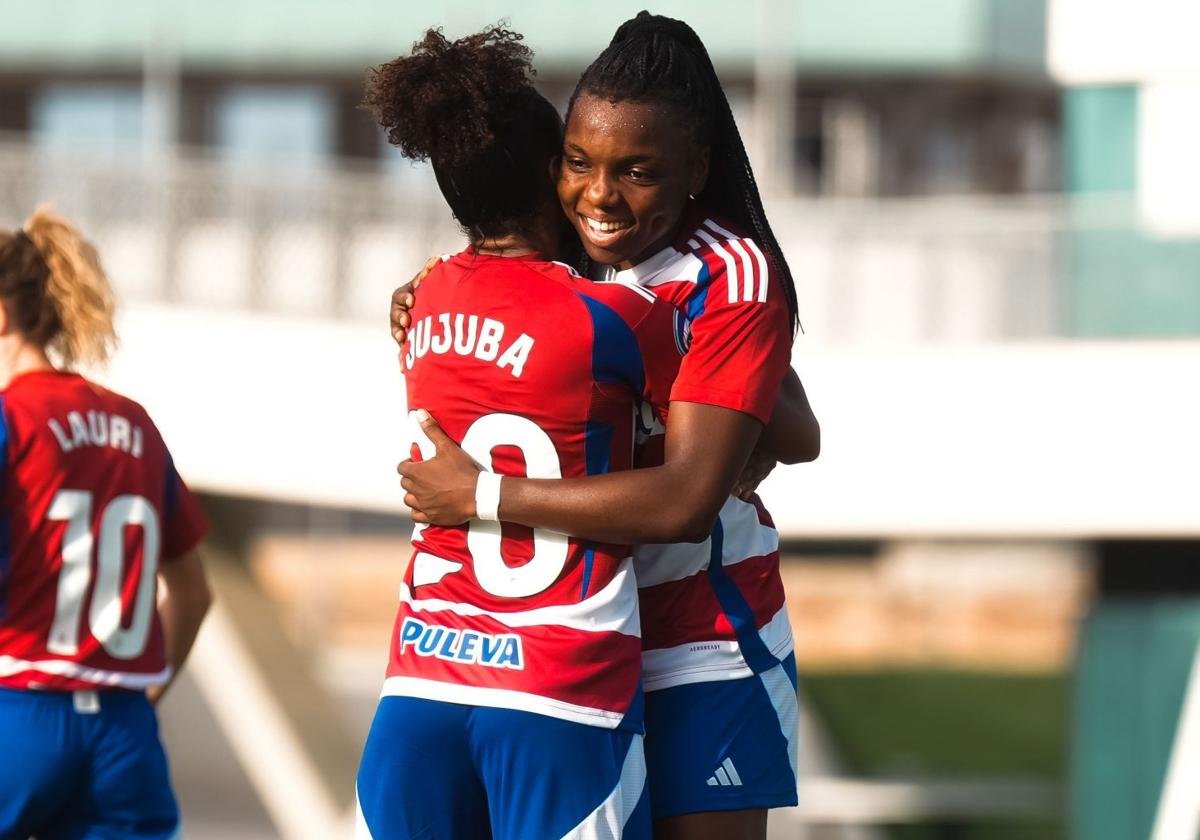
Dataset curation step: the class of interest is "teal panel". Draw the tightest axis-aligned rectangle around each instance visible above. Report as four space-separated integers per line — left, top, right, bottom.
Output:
1063 85 1137 193
1071 600 1200 840
0 0 1046 74
793 0 984 68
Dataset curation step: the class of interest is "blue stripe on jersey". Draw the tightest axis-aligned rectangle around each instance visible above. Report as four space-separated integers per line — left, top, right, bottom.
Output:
0 397 8 620
580 546 595 601
686 261 713 322
0 396 7 484
705 519 780 675
163 455 179 516
580 420 615 600
576 294 646 395
0 517 8 622
578 295 644 602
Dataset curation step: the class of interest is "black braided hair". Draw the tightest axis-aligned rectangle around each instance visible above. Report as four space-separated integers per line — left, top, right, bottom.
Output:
569 11 799 335
364 27 563 241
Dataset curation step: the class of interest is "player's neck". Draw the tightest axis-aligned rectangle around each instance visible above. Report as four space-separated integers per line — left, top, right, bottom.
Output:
474 216 560 260
0 338 53 388
473 234 539 258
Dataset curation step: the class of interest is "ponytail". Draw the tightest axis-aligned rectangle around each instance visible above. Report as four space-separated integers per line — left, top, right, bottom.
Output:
571 12 800 335
0 207 116 367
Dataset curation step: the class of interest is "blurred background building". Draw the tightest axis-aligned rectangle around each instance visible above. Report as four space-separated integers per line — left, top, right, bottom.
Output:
0 1 1197 838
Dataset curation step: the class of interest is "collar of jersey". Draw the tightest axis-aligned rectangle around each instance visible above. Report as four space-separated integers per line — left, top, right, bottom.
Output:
454 247 547 265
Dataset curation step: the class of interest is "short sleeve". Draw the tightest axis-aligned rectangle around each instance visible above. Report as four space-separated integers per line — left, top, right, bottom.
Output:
667 244 791 424
629 298 686 416
162 456 207 560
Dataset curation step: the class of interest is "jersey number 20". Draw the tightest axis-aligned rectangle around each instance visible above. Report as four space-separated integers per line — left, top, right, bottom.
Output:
46 490 161 660
413 412 568 598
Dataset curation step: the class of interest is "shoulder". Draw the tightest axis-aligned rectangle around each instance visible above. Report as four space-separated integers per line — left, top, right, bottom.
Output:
572 278 661 330
680 213 777 307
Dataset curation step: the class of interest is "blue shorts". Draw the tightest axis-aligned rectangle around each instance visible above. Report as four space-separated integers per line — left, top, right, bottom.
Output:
644 654 799 819
356 695 650 840
0 687 179 840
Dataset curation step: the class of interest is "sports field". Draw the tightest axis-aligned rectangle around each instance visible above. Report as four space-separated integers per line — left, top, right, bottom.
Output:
805 669 1067 839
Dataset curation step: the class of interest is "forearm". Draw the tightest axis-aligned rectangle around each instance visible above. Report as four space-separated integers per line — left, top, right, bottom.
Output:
500 464 721 544
758 368 820 464
149 552 212 703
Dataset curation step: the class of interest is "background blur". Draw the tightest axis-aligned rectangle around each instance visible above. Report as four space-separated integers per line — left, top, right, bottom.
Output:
1 1 1197 838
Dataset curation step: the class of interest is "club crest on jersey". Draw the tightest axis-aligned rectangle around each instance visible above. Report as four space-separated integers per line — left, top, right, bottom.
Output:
398 617 524 670
673 309 693 355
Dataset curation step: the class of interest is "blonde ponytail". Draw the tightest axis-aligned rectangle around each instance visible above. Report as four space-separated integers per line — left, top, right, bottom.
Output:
19 207 116 368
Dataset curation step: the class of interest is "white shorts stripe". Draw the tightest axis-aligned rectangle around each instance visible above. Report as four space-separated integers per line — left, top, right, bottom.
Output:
561 735 647 839
380 675 626 729
759 662 799 781
354 792 374 840
0 655 171 689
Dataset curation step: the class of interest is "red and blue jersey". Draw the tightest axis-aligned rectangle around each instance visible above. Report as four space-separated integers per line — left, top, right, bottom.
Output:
596 203 796 692
0 370 207 692
387 249 683 731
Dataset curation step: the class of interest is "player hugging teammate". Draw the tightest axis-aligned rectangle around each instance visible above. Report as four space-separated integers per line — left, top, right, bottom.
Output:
376 11 819 840
0 209 211 839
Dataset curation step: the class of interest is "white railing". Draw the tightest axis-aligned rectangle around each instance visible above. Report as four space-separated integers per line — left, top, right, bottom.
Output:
0 141 1143 346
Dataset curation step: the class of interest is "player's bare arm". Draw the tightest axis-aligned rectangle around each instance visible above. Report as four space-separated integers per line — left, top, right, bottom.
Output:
147 549 212 705
390 282 816 501
758 368 820 465
401 400 761 544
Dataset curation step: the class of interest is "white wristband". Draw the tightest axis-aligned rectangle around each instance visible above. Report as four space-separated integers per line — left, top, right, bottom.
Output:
475 472 503 522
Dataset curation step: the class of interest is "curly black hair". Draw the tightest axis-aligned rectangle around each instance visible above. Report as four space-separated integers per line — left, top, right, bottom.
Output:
364 27 563 240
570 12 800 335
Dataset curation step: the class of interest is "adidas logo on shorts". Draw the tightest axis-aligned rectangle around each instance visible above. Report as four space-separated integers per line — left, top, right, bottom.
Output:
705 757 743 787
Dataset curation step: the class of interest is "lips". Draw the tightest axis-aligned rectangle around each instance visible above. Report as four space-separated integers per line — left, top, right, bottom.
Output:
578 213 634 249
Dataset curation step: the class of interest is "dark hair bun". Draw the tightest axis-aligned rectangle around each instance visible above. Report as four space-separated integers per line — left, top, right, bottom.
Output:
364 27 535 169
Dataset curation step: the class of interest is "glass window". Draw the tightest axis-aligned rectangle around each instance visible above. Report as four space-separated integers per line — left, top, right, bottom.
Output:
215 86 333 168
32 85 144 158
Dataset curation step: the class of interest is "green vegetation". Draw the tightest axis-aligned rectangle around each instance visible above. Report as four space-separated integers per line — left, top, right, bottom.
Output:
801 669 1069 840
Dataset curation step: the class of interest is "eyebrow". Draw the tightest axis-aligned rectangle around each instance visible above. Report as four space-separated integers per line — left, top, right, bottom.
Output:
563 143 659 165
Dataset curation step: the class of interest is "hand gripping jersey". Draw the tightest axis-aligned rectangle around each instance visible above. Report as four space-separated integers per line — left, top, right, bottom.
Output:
596 203 795 692
0 371 207 692
387 250 683 731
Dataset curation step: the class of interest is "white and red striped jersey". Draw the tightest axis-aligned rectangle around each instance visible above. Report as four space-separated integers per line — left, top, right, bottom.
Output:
388 249 683 731
0 371 207 692
595 202 796 692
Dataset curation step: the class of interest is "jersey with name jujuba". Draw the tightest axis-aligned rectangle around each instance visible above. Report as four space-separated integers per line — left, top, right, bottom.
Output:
596 203 795 692
0 371 207 692
388 249 682 732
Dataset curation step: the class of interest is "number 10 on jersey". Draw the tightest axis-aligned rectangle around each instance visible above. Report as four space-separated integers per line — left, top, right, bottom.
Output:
46 489 161 660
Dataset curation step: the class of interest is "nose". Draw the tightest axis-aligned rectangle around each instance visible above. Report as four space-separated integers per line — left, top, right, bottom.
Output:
583 170 619 209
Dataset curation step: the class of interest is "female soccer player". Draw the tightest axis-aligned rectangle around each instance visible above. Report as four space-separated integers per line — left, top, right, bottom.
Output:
356 27 694 839
396 12 818 840
0 209 211 839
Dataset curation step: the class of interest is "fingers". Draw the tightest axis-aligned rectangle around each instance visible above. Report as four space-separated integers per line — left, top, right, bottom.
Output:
397 458 414 476
413 409 454 449
416 255 440 285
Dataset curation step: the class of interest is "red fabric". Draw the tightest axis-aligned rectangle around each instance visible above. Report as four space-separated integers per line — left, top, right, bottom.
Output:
0 371 207 691
390 250 683 725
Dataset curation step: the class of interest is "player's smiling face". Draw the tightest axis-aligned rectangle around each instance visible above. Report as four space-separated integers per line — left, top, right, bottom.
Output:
558 94 709 271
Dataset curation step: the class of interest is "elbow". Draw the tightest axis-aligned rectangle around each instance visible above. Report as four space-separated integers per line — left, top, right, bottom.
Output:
777 421 821 465
647 503 721 544
184 570 215 620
